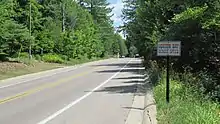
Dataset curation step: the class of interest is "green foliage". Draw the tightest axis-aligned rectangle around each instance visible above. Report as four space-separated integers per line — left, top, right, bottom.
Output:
172 5 208 23
34 54 41 61
154 75 220 124
146 60 161 85
80 0 119 56
117 35 128 56
0 0 121 64
0 53 9 61
19 52 29 58
123 0 220 101
42 54 64 63
147 60 220 123
128 45 138 57
171 69 220 101
0 1 30 56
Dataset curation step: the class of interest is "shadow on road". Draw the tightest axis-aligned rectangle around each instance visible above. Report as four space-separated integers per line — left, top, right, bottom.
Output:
92 60 149 95
93 63 141 68
94 84 137 94
93 78 148 95
95 60 145 74
95 62 147 94
122 103 156 111
96 68 145 73
114 76 143 80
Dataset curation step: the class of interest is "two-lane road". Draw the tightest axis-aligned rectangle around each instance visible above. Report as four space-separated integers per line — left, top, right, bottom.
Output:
0 58 144 124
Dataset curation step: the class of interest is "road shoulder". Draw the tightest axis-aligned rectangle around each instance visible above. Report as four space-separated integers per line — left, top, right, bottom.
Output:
142 82 157 124
0 58 114 86
125 69 157 124
125 90 145 124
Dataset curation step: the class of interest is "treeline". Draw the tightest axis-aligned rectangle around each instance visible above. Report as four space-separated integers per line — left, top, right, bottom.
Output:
123 0 220 101
0 0 128 63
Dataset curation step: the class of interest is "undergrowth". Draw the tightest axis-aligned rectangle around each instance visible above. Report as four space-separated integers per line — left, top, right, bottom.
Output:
154 73 220 124
145 60 220 124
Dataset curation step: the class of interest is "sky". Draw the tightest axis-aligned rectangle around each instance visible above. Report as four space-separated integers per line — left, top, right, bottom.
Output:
108 0 124 28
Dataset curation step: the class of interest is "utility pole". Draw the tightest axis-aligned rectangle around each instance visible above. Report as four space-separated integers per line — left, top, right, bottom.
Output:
90 0 94 18
62 0 65 32
29 1 32 60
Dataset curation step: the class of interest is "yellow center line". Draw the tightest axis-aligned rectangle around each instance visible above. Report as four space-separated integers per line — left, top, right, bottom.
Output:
0 66 105 105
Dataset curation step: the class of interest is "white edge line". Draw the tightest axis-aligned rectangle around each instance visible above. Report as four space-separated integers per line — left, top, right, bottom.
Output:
0 66 80 89
0 59 112 89
37 59 132 124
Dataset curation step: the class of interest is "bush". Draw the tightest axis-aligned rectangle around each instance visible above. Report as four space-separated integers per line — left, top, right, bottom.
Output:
77 54 89 61
60 55 69 61
42 54 64 63
196 71 219 101
68 59 81 65
19 52 29 58
145 60 162 86
154 75 220 124
34 54 42 61
0 53 9 61
170 68 220 101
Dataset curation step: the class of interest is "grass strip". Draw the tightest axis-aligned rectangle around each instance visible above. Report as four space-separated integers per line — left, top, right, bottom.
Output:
154 77 220 124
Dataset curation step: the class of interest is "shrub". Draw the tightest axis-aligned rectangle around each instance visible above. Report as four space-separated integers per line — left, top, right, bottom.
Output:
60 55 69 61
196 71 219 101
42 54 64 63
154 76 220 124
19 52 29 58
170 68 220 101
145 60 162 86
0 53 9 61
77 54 89 61
68 59 81 65
34 54 42 61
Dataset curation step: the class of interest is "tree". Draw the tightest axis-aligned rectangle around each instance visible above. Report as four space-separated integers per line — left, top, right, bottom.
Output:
123 0 220 101
80 0 118 56
0 0 122 62
0 0 30 58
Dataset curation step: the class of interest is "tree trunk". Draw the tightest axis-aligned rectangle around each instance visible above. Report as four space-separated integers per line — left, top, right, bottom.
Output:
62 1 65 32
29 1 32 60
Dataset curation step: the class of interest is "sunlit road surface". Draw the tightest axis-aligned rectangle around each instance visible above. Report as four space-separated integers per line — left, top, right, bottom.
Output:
0 58 144 124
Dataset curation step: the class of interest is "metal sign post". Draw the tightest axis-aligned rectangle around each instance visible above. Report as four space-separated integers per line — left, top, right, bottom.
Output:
166 55 170 103
157 41 181 103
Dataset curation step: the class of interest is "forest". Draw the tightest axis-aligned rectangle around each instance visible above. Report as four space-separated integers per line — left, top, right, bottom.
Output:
123 0 220 123
123 0 220 101
0 0 219 123
0 0 128 63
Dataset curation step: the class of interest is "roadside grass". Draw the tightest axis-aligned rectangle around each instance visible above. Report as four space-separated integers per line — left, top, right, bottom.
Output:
154 76 220 124
65 57 106 65
0 56 110 81
0 62 64 80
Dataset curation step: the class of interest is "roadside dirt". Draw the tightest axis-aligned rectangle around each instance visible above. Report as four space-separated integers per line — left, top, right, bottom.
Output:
0 62 26 73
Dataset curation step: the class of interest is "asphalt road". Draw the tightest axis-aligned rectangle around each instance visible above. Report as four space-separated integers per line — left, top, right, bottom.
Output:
0 58 144 124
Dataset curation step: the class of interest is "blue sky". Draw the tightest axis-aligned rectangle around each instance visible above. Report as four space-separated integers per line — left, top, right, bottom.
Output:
108 0 124 28
108 0 118 4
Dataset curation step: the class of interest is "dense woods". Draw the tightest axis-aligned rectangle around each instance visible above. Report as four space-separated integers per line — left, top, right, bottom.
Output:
0 0 128 63
123 0 220 101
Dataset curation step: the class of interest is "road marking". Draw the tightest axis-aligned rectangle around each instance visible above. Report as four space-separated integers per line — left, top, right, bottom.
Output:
0 68 81 89
37 59 132 124
0 66 104 105
0 59 111 89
